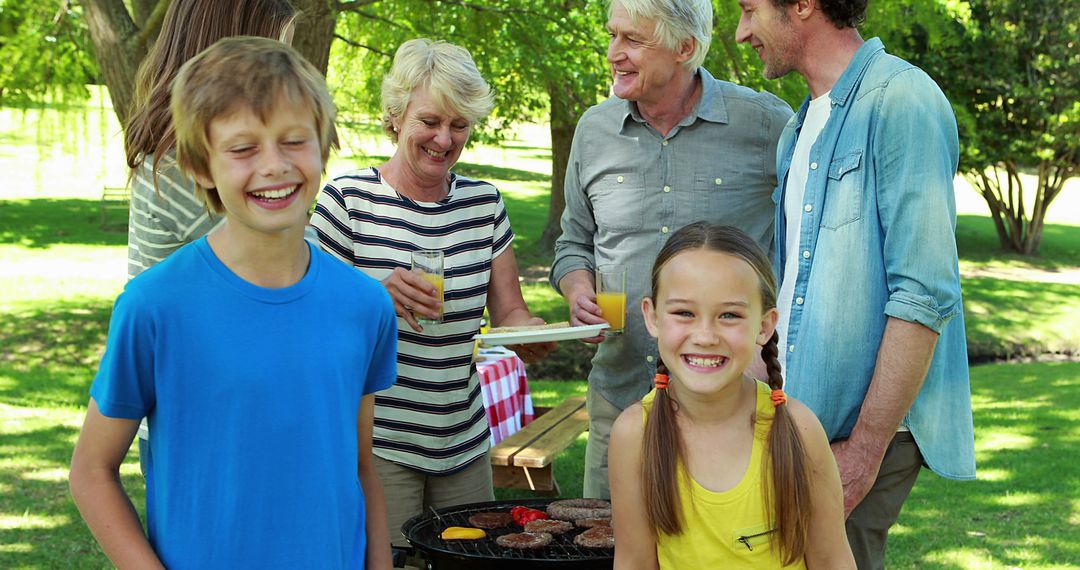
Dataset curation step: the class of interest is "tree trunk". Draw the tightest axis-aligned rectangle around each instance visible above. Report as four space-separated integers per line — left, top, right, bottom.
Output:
538 82 578 255
291 0 338 75
82 0 146 125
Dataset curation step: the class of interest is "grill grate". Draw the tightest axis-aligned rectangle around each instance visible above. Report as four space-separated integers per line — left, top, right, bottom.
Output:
403 498 614 565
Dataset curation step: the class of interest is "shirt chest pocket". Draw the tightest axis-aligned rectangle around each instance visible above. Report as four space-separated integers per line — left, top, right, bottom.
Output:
731 523 778 556
589 173 644 232
820 150 864 230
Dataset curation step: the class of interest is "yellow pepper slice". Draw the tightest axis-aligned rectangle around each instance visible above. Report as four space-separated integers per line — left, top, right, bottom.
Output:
440 526 487 541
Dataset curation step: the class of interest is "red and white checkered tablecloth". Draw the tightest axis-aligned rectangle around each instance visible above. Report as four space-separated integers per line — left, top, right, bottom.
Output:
477 348 535 445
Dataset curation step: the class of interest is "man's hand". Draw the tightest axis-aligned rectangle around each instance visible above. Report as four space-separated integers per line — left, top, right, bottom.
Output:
381 267 441 332
559 269 607 344
830 438 887 518
505 317 557 363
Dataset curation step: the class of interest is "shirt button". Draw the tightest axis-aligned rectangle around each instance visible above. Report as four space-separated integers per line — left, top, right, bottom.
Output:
796 297 804 305
663 185 671 193
661 226 670 234
810 162 818 170
802 250 811 259
662 141 669 146
715 178 722 185
646 355 654 362
804 204 813 213
617 175 624 183
789 345 795 353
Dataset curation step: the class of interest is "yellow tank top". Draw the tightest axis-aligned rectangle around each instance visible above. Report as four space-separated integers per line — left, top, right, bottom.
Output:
642 381 807 569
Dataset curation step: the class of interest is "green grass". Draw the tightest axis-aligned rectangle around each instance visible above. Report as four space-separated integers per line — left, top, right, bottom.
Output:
887 361 1080 569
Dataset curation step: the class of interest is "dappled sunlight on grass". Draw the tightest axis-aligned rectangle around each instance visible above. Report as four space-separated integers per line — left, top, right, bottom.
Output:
20 468 68 483
975 468 1011 482
0 513 70 530
920 547 996 569
963 276 1080 359
977 430 1036 453
992 491 1042 507
0 401 142 567
888 361 1080 568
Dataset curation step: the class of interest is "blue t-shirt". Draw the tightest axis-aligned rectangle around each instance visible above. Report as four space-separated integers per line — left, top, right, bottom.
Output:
90 237 397 569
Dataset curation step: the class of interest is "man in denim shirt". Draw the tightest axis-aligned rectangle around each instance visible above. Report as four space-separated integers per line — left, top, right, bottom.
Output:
736 0 975 567
551 0 791 499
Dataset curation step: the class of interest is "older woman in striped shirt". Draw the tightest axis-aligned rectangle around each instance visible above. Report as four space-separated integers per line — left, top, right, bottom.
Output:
311 38 553 548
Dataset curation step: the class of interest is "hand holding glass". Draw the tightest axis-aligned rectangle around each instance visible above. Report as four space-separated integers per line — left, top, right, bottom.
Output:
595 265 626 335
411 250 444 324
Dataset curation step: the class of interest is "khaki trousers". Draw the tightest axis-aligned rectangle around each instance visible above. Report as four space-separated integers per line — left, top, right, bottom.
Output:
845 431 924 570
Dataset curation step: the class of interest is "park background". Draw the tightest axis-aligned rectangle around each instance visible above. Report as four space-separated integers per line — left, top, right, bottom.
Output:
1 0 1079 568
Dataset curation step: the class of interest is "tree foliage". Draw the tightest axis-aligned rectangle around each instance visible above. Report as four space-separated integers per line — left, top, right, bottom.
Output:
0 0 97 105
875 0 1079 255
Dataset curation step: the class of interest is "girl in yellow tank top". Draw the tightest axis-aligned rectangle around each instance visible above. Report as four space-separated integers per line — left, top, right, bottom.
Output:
608 223 854 569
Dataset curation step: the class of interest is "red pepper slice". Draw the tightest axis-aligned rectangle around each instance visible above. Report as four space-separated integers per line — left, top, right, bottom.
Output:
510 506 529 524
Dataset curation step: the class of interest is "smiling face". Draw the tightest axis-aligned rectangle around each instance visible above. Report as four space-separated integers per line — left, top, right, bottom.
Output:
391 86 471 191
195 98 322 238
643 248 778 398
735 0 800 80
606 2 693 106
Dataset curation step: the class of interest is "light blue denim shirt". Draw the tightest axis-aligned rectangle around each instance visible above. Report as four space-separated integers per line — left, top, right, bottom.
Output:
774 38 975 480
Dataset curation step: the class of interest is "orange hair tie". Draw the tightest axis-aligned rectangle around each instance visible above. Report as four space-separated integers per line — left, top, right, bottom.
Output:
770 389 787 407
654 373 669 390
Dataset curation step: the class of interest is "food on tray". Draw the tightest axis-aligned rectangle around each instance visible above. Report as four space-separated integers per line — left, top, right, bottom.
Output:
511 506 550 526
467 512 515 529
486 321 571 334
573 525 615 548
524 519 574 535
575 517 612 528
440 526 487 541
495 531 555 550
546 498 613 521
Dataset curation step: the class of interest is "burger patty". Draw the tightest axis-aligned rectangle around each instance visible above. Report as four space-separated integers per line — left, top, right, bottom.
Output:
523 519 574 535
495 531 554 550
573 525 615 548
546 498 612 521
466 512 514 529
574 518 611 529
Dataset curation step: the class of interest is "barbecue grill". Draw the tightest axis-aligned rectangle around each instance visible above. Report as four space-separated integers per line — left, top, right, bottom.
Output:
401 498 614 569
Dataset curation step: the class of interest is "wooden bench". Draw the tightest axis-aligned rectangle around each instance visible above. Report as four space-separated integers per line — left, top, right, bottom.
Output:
100 185 130 231
491 395 588 495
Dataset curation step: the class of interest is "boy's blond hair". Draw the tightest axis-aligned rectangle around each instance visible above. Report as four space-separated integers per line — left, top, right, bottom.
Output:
171 36 337 213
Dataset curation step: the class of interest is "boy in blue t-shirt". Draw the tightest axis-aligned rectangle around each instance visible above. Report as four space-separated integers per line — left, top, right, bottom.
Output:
69 37 397 569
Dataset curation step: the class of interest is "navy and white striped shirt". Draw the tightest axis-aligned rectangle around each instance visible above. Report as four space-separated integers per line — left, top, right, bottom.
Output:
312 166 514 474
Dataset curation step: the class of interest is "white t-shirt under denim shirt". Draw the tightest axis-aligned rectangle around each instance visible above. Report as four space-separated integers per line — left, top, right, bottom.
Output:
776 92 831 374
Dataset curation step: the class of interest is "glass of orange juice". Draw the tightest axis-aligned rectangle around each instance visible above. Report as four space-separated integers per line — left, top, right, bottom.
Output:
595 265 626 335
411 249 444 324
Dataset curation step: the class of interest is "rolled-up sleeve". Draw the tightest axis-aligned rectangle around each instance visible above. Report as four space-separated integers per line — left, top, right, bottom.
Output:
875 70 963 334
549 120 596 294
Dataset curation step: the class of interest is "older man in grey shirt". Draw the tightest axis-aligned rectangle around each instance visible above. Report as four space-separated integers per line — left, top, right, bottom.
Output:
550 0 791 499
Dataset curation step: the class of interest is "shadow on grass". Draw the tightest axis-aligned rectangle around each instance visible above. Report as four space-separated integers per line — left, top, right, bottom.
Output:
888 362 1080 568
962 276 1080 360
0 199 127 248
0 298 112 408
0 413 144 569
957 215 1080 268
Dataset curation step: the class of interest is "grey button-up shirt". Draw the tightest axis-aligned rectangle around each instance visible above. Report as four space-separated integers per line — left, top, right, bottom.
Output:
550 67 792 409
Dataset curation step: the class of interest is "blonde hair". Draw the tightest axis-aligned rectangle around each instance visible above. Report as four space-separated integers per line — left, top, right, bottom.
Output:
171 37 337 213
124 0 298 192
608 0 712 70
380 38 494 142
